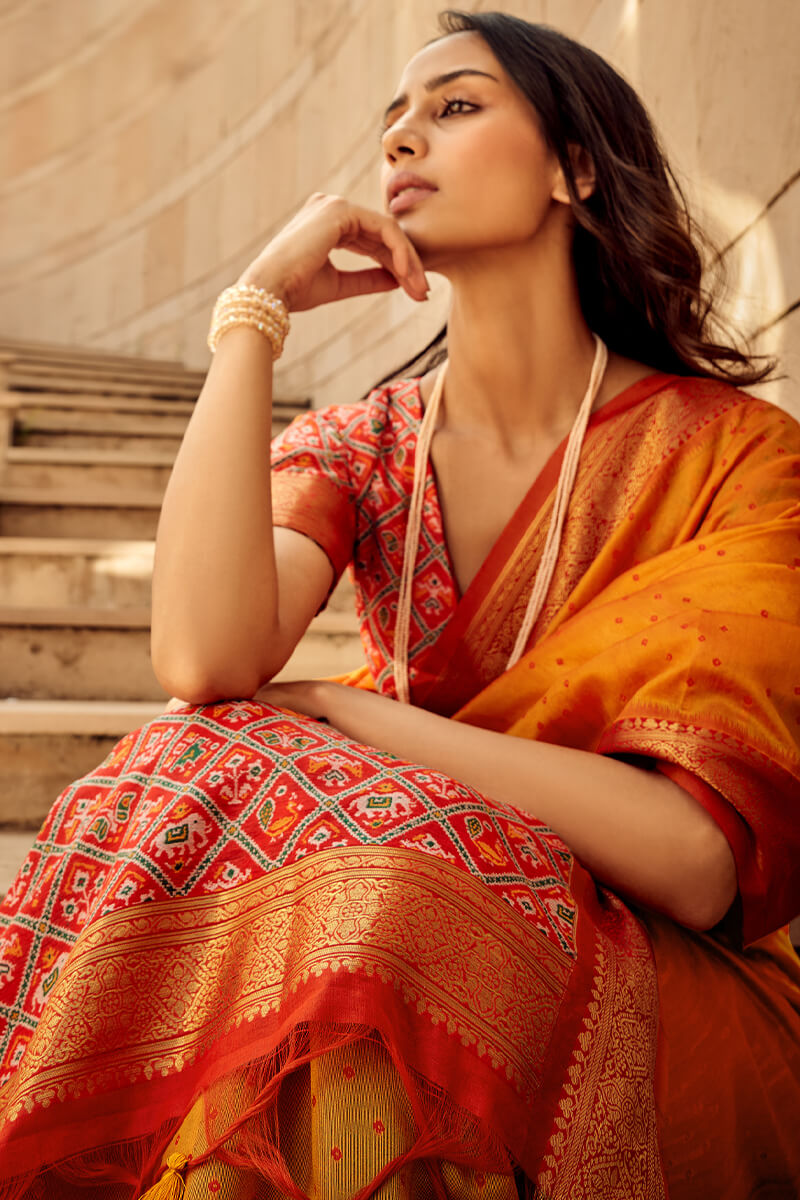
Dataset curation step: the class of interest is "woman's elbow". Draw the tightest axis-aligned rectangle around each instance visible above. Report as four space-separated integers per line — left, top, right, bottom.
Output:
152 648 279 707
674 824 738 932
150 629 288 705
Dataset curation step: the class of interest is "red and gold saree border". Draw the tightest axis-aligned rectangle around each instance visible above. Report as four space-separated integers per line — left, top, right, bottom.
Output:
0 847 573 1180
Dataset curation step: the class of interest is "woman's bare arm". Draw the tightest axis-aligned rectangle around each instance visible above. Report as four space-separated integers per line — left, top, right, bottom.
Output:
150 195 429 703
258 680 738 932
150 327 334 702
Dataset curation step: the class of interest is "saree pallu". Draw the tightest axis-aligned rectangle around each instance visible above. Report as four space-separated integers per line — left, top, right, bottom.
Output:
1 373 799 1198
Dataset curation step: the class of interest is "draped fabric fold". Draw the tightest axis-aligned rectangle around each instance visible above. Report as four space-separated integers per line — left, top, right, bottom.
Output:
0 373 798 1198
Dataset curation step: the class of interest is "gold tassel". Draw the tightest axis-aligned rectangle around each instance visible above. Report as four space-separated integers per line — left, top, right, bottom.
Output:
136 1152 188 1199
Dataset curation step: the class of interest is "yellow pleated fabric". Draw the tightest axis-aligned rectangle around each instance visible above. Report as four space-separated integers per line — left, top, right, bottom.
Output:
157 1037 520 1199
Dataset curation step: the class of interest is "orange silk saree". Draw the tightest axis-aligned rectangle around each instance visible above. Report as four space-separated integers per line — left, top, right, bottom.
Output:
0 373 798 1198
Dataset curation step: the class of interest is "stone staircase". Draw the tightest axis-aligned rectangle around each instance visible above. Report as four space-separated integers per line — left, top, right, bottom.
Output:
0 338 362 893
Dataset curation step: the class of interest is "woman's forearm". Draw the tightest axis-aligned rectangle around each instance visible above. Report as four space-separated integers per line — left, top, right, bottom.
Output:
151 326 281 700
281 682 737 931
150 201 426 706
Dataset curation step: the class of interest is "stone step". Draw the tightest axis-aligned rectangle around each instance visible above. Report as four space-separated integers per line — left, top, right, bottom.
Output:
0 537 155 608
0 485 163 538
0 392 198 419
0 391 308 422
2 393 304 454
0 337 187 373
0 535 357 613
1 605 363 701
7 370 203 400
12 412 294 453
15 406 192 438
2 354 208 393
3 446 175 492
17 430 185 454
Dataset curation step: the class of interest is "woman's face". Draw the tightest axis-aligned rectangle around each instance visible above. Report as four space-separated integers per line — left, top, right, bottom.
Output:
380 31 564 269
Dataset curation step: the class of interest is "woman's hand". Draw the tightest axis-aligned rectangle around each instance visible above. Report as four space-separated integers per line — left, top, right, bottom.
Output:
238 193 430 311
254 679 333 720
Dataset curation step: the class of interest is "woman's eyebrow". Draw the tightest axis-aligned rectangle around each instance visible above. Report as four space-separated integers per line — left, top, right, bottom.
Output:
382 68 499 124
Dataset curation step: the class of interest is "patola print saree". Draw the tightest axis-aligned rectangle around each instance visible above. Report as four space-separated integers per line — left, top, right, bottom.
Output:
0 373 799 1198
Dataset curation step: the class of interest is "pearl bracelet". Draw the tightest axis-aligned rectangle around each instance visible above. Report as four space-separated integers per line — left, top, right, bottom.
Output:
208 284 290 359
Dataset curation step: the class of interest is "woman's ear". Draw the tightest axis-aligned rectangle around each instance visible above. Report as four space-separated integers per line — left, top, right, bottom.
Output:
551 144 596 205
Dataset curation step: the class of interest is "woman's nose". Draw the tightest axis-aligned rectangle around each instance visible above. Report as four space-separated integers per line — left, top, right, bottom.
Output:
382 120 426 163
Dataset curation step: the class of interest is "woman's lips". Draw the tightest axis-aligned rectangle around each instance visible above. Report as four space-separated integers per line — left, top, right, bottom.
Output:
389 185 437 215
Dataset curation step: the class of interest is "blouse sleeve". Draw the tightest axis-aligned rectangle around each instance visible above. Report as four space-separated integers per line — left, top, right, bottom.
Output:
270 405 358 586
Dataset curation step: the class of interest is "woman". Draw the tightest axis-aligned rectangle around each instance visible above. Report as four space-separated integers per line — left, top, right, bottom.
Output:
1 10 798 1198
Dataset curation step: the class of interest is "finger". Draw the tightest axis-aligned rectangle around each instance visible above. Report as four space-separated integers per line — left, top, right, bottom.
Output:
334 267 401 302
335 235 425 301
340 208 428 297
373 218 428 294
349 238 428 300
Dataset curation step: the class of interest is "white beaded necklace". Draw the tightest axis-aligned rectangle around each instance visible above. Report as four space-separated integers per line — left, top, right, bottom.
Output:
393 334 609 705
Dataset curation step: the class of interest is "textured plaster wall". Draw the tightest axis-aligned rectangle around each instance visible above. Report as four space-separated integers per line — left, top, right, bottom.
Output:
0 0 797 412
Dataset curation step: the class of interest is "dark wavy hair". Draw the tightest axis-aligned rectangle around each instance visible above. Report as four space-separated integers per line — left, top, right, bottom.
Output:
377 10 774 388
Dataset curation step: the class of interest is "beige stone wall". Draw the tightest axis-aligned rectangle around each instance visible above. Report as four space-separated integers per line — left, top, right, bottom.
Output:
0 0 797 413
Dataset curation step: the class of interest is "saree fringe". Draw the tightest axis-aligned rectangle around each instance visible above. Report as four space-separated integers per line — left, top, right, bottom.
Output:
1 1022 522 1200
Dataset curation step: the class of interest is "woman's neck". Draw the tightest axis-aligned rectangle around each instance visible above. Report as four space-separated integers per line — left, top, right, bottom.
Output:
437 235 599 453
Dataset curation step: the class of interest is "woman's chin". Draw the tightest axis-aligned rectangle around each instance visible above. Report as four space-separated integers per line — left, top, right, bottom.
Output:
399 226 455 274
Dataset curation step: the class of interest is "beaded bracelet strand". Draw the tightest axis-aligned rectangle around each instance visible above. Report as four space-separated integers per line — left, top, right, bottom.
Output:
208 284 291 359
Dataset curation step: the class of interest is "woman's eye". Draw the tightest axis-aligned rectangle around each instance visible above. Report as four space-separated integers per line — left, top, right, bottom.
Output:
379 98 478 140
440 98 477 118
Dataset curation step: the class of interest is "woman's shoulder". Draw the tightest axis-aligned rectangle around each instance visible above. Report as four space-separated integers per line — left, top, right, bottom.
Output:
649 373 799 437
